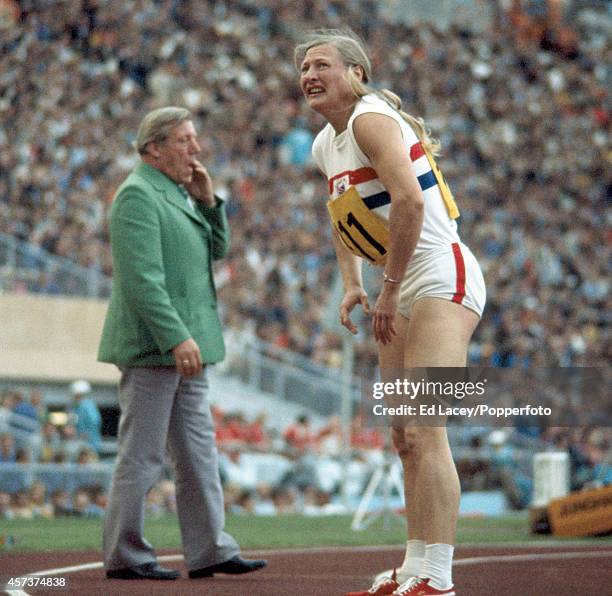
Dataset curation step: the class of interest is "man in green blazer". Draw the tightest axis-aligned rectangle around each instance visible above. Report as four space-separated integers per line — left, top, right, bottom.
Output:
99 107 266 581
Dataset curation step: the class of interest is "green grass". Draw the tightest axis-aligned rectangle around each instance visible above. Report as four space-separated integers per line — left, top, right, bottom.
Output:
1 514 610 553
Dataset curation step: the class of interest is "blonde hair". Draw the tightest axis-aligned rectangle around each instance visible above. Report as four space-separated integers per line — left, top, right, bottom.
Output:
295 29 441 155
135 107 192 155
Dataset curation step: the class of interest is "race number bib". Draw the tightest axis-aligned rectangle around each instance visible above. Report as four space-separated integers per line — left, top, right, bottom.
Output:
327 187 389 266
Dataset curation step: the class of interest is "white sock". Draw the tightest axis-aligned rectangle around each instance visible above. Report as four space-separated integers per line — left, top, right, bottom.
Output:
419 543 454 590
397 539 425 583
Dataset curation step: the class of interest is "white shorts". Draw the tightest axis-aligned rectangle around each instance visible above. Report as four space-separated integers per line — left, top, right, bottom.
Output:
397 242 486 318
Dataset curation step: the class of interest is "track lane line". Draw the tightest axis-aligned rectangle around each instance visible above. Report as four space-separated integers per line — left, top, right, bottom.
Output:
5 546 612 583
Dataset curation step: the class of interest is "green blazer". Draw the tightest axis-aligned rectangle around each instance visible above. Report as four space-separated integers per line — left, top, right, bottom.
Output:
98 162 230 367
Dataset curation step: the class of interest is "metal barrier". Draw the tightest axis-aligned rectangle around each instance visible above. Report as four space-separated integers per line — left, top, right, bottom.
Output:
0 233 111 298
224 335 362 416
0 463 114 494
0 234 353 414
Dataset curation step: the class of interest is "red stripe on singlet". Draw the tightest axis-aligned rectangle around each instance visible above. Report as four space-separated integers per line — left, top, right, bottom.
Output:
328 167 378 194
327 142 425 193
451 242 466 304
410 141 426 161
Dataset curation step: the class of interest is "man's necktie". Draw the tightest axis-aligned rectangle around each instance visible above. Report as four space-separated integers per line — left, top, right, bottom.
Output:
179 186 195 210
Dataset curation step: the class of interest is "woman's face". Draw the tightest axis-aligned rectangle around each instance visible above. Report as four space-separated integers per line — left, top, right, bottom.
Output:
299 43 356 115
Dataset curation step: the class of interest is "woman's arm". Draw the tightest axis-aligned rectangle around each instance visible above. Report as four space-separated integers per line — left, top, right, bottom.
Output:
352 112 425 344
331 228 371 335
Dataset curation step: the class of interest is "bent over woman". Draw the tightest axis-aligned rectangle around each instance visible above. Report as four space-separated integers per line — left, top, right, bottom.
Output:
296 29 486 596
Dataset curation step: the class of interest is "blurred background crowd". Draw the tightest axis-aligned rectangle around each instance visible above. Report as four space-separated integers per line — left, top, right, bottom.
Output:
0 0 609 522
1 0 609 371
2 380 610 519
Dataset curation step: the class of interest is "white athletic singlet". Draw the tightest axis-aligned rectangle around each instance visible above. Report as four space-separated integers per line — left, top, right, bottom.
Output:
312 93 461 266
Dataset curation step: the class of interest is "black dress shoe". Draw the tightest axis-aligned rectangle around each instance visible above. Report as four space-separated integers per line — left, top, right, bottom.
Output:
189 555 267 578
106 562 180 580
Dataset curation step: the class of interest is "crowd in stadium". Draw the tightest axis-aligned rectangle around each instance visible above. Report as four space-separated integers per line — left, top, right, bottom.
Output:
1 0 609 373
0 383 388 519
0 0 609 525
2 381 610 519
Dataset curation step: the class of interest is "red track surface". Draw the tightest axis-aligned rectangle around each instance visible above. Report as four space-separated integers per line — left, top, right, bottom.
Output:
2 544 612 595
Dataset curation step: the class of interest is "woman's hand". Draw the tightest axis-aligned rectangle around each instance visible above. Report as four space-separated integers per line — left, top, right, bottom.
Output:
372 284 400 345
340 287 371 335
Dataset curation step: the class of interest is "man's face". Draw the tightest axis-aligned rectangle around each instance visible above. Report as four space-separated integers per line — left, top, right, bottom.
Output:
152 120 202 185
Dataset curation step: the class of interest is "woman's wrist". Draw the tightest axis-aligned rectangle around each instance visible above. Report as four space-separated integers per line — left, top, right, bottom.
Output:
383 272 402 285
345 283 364 293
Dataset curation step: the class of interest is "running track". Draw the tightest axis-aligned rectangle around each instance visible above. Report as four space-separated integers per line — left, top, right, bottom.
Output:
2 543 611 595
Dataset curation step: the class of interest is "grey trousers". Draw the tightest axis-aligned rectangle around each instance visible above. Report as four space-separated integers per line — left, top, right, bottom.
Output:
103 366 240 571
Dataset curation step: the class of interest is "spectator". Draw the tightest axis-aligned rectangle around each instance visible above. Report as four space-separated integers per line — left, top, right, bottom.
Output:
244 413 270 451
29 481 54 519
350 414 385 452
316 415 343 457
234 490 258 515
0 432 16 463
39 422 61 463
88 484 109 513
216 413 249 450
73 488 104 518
145 485 165 518
157 479 177 515
69 380 102 452
0 491 14 520
283 414 317 455
279 117 314 168
15 447 31 463
76 446 99 465
52 450 69 464
50 489 73 517
223 483 244 514
10 390 38 422
219 449 258 490
0 391 16 412
303 486 346 516
11 490 33 519
271 486 298 514
28 389 48 424
253 483 278 516
488 430 533 509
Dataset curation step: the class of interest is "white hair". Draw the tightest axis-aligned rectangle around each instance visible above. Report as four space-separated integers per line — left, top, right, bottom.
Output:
295 29 441 155
135 107 192 155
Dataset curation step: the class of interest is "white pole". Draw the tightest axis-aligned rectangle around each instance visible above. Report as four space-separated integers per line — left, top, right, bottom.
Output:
340 333 355 510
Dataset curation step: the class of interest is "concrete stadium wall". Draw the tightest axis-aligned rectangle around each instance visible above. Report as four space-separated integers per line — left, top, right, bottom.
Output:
0 293 119 384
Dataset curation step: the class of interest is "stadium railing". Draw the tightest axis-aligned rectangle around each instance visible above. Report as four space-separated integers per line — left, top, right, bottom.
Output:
0 232 111 298
0 409 42 455
0 462 113 495
223 334 362 417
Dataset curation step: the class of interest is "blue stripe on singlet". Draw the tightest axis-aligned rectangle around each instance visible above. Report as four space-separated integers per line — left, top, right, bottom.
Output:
417 170 437 192
363 191 391 209
362 170 437 210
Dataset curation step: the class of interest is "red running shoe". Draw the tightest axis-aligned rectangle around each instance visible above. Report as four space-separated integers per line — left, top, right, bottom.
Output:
392 577 455 595
346 569 401 596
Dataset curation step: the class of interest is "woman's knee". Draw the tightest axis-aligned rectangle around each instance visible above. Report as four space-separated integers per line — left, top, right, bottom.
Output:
393 425 447 459
393 426 423 459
